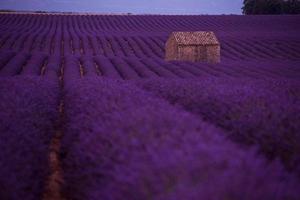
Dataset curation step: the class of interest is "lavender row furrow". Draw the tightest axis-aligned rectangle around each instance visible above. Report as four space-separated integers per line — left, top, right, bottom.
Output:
0 53 30 76
21 53 47 75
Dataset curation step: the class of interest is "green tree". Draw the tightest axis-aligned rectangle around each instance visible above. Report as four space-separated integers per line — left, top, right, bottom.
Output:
242 0 300 14
282 0 300 14
242 0 256 14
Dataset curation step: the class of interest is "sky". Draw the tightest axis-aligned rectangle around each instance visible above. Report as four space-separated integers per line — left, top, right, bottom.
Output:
0 0 243 14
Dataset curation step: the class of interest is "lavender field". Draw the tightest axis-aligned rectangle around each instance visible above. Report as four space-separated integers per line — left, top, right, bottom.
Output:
0 13 300 200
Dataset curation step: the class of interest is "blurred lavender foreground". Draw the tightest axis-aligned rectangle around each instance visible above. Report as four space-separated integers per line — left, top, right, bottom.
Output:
0 77 59 199
0 13 300 200
60 78 299 200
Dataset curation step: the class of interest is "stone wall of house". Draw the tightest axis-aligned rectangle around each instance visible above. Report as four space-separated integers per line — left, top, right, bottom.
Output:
165 36 178 61
206 45 220 63
165 32 220 63
178 46 196 61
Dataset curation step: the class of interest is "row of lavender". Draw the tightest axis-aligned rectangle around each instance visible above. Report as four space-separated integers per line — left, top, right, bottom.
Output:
1 52 299 79
1 13 300 60
136 78 300 173
1 75 299 199
60 77 300 199
0 76 60 199
0 34 165 58
1 14 299 33
0 33 299 61
1 74 300 200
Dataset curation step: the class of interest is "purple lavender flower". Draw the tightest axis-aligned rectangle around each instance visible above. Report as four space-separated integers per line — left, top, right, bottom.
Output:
61 78 300 200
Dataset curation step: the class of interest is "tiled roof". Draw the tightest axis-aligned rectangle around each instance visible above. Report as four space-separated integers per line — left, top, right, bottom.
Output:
172 31 220 45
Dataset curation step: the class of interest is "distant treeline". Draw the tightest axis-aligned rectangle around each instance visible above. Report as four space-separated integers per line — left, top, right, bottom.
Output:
0 9 15 12
242 0 300 14
0 10 134 15
0 10 74 14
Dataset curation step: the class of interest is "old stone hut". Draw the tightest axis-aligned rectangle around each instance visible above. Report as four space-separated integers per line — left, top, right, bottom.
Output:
165 31 220 63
